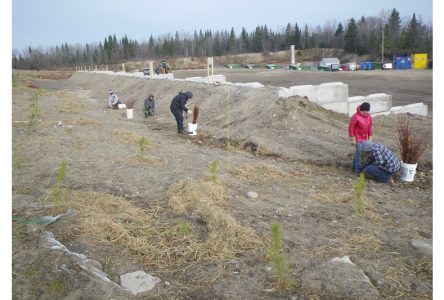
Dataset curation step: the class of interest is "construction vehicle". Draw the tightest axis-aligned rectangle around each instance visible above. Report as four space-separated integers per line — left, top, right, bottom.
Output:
155 61 171 74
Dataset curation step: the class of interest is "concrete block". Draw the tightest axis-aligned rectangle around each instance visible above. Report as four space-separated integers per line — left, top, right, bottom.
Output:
321 101 349 114
373 103 428 117
347 93 392 116
316 82 348 104
289 85 317 101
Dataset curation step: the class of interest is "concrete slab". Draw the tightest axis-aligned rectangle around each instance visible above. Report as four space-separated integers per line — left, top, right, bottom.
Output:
120 270 161 295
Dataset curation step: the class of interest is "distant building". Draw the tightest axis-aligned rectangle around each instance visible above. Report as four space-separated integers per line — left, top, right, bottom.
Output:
319 57 340 67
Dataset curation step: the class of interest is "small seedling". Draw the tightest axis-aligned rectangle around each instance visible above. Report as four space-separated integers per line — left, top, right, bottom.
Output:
138 136 146 159
354 172 367 214
46 160 68 202
208 160 218 181
168 221 191 237
28 93 40 130
56 160 68 185
266 223 293 290
46 276 67 297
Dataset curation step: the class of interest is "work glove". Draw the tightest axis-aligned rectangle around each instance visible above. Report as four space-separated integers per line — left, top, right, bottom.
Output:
350 137 356 146
187 110 193 114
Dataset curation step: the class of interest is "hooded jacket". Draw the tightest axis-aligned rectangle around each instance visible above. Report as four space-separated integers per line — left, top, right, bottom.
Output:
348 105 373 143
170 92 192 113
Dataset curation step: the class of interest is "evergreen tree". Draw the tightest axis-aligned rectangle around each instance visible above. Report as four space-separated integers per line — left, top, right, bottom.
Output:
388 8 401 50
344 18 358 53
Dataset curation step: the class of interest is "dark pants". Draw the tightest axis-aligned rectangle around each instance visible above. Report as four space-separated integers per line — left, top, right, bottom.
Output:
144 108 154 117
171 108 183 131
363 164 393 183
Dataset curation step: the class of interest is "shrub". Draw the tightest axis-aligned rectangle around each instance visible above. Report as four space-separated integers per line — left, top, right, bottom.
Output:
395 116 429 164
192 104 199 124
125 98 137 109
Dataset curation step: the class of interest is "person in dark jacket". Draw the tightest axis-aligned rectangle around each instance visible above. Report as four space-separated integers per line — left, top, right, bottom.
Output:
360 141 401 183
170 91 193 134
143 94 155 117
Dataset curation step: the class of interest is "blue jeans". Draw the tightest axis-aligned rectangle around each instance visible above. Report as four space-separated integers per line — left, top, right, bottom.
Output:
353 142 363 172
363 164 393 183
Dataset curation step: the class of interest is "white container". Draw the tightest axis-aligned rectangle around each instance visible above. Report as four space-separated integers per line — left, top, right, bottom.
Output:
400 161 417 182
188 123 197 135
118 104 126 109
126 108 134 119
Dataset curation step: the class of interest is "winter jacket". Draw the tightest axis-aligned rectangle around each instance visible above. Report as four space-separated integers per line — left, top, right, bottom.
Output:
348 105 373 143
363 143 401 173
144 98 155 111
108 94 119 107
170 92 191 113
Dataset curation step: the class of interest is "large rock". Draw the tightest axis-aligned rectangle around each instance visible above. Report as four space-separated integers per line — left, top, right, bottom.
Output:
120 270 161 295
411 239 433 256
301 256 379 299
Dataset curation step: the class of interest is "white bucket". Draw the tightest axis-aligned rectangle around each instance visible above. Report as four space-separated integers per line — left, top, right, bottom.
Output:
188 123 197 135
400 161 417 182
118 104 126 109
126 108 134 119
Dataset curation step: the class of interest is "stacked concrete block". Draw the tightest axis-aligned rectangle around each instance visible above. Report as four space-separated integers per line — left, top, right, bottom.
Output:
347 93 392 116
373 103 428 117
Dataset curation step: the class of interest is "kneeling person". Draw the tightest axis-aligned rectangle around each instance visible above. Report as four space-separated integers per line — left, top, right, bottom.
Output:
144 94 155 117
360 141 401 183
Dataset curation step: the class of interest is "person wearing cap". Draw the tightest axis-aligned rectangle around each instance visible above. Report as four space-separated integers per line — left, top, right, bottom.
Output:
348 102 373 173
108 90 122 109
143 94 156 117
170 91 193 134
360 141 401 182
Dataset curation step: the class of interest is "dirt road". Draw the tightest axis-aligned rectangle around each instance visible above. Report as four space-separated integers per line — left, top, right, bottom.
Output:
173 68 433 111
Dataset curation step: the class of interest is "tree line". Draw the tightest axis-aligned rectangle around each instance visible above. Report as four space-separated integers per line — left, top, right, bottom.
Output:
12 9 432 70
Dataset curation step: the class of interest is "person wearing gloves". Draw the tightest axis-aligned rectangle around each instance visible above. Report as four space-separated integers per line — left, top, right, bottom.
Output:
143 94 155 117
348 102 373 173
360 141 401 183
108 90 122 109
170 91 193 134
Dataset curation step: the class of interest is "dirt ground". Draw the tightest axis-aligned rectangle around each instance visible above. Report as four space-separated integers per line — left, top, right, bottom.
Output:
173 68 433 112
12 69 432 299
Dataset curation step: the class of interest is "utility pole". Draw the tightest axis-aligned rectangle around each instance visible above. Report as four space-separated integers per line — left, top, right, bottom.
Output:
381 26 384 64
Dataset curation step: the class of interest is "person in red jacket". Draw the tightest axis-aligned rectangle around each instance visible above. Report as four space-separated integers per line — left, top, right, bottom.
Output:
349 102 373 173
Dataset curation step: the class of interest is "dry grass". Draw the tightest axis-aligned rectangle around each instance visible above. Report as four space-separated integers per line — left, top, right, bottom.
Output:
48 178 262 271
169 178 264 256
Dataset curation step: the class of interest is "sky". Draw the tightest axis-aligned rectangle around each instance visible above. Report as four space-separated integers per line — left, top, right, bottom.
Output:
12 0 433 52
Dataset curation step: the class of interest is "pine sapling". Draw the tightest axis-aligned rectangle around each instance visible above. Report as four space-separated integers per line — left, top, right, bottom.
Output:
208 160 218 182
267 223 293 289
354 172 367 214
138 136 146 159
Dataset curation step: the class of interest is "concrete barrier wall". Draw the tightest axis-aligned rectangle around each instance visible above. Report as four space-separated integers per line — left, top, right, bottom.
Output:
347 93 392 116
278 82 348 104
373 103 428 117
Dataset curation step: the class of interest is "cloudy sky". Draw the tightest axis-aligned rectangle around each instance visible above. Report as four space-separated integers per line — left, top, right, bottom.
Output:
12 0 433 51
